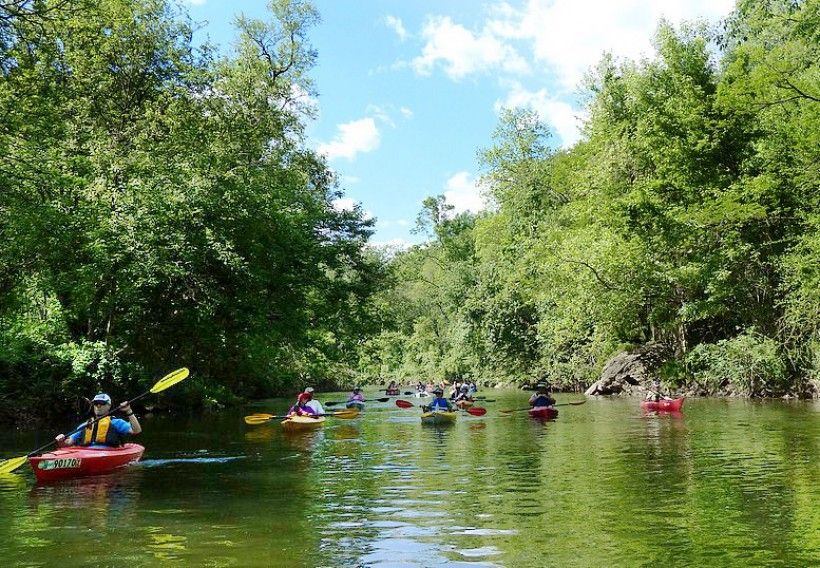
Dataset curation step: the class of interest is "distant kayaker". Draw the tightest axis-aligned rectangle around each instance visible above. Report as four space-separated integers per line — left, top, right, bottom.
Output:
422 388 454 412
529 384 556 408
416 381 426 393
386 380 399 395
348 387 365 403
468 381 478 394
645 379 672 402
303 387 325 414
55 393 141 448
449 380 461 400
454 383 472 403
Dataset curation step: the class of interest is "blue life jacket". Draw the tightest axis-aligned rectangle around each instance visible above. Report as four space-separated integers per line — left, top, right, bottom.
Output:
429 397 450 410
533 395 554 407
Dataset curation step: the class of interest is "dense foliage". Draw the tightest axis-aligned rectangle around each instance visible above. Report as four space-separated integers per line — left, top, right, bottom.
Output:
360 0 820 397
0 0 381 422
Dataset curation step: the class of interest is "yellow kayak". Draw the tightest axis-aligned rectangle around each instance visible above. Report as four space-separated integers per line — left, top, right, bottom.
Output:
281 414 325 431
421 411 458 425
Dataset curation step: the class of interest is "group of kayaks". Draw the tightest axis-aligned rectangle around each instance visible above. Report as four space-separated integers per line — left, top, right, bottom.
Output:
21 395 686 483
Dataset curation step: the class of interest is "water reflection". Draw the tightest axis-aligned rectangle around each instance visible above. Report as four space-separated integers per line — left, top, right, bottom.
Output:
0 396 818 566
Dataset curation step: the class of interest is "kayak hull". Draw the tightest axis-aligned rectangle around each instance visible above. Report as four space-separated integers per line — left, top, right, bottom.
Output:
455 399 474 408
421 411 458 425
529 407 558 420
640 397 685 412
281 415 325 431
385 390 400 396
346 401 365 411
29 443 144 483
414 391 430 398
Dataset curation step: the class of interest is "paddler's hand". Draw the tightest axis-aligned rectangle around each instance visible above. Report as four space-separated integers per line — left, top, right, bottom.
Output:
118 401 133 415
55 434 66 446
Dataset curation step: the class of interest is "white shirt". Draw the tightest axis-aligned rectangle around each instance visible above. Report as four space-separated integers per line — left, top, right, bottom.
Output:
306 400 324 414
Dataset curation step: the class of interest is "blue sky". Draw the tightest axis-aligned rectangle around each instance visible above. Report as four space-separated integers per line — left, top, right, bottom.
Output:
184 0 735 248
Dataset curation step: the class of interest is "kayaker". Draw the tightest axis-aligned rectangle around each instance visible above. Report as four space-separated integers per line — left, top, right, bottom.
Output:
468 381 478 394
348 387 365 403
422 388 454 412
303 387 325 414
386 380 399 395
453 383 472 403
289 391 318 416
449 380 461 400
528 384 556 408
416 381 426 393
55 393 141 448
645 379 672 402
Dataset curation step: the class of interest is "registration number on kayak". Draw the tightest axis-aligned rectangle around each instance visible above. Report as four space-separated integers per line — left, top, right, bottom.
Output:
37 458 82 470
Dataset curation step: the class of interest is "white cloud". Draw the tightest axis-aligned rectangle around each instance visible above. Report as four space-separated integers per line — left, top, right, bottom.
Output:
184 0 207 5
400 106 413 119
412 15 529 80
317 117 380 161
331 197 356 212
488 0 735 89
384 15 409 41
366 104 396 128
495 81 587 148
444 171 486 214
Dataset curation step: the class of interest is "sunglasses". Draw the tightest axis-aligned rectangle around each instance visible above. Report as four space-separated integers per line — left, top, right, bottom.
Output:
92 401 110 406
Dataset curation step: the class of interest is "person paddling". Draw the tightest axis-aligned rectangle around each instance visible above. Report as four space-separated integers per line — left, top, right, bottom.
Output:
422 387 454 413
454 382 472 403
348 387 364 403
55 393 141 448
528 384 556 408
301 387 325 415
289 391 318 416
645 379 672 402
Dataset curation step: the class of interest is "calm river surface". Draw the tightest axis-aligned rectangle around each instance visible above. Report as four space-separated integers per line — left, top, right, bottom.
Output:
1 392 818 567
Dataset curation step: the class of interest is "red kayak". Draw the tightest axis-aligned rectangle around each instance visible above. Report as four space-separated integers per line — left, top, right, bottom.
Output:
29 444 144 483
528 407 558 420
640 397 685 412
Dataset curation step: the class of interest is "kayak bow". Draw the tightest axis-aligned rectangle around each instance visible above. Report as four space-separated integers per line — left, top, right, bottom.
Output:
420 411 458 425
640 397 685 412
528 407 559 420
281 415 326 431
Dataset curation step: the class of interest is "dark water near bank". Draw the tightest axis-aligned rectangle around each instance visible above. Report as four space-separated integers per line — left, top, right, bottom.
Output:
0 392 818 567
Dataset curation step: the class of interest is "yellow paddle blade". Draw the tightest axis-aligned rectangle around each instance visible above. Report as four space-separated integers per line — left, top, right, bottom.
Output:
150 367 190 394
0 456 28 475
331 409 360 419
244 415 276 425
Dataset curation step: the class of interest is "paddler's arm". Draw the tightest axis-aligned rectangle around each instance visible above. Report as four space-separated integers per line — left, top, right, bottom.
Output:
119 401 142 434
55 420 89 447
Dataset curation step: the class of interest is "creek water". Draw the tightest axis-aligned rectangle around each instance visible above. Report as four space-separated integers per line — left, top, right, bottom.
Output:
0 392 818 567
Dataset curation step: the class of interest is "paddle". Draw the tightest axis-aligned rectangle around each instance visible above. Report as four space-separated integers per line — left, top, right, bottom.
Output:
244 408 360 425
0 367 190 475
499 399 587 414
325 397 389 407
394 399 487 417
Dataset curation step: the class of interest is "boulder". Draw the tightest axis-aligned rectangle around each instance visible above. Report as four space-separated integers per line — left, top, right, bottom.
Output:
586 343 668 396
